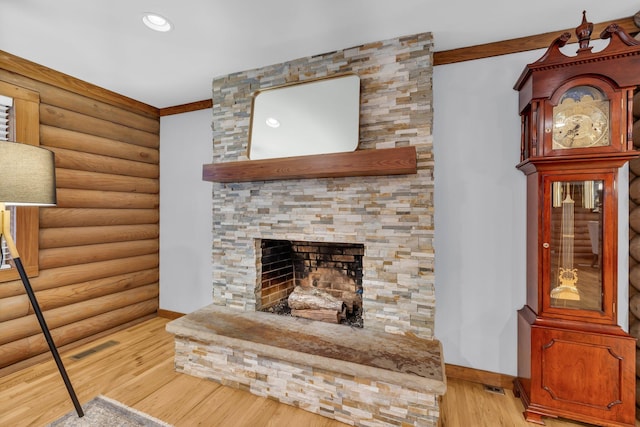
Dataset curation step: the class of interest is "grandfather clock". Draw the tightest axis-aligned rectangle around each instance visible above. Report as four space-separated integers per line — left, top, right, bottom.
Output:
513 13 640 426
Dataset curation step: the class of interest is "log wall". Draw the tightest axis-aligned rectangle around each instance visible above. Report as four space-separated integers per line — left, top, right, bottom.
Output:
0 51 160 372
629 90 640 414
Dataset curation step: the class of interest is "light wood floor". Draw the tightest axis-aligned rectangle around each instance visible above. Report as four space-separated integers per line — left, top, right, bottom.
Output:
0 316 633 426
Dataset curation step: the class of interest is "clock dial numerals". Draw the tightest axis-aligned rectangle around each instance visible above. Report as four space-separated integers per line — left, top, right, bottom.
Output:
552 86 610 149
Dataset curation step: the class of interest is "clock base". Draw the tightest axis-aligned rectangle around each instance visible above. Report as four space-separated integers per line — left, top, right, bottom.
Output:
516 307 636 427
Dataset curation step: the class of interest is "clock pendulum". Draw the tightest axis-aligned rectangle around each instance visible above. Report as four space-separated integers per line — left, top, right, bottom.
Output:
551 183 580 302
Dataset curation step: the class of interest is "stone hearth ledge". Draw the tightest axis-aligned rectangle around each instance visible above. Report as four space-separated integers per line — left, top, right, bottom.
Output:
166 304 446 394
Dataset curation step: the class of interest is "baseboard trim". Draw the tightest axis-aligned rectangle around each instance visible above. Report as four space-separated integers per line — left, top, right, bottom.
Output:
157 309 185 320
445 363 515 390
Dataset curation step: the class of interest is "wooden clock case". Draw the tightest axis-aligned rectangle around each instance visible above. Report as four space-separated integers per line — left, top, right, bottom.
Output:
513 14 640 427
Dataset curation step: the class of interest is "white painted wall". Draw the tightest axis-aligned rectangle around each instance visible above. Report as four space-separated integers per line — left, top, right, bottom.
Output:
433 51 532 376
159 47 630 376
159 108 214 314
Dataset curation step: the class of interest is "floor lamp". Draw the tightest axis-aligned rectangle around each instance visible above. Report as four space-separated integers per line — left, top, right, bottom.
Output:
0 141 84 417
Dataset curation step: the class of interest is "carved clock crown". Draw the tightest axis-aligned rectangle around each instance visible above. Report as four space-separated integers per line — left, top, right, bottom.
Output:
515 11 640 107
515 12 640 164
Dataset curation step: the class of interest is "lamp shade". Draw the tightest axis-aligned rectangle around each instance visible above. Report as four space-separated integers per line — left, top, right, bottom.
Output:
0 141 56 206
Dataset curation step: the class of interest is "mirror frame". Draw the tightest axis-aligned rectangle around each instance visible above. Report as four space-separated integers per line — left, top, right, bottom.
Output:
247 73 361 160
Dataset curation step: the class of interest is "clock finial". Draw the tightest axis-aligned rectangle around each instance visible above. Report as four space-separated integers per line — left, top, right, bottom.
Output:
576 10 594 53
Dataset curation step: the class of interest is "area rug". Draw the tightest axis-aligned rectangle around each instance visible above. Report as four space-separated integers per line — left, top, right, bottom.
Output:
47 395 172 427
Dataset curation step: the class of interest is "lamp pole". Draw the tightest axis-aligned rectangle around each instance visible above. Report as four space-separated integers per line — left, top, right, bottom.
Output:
0 205 84 417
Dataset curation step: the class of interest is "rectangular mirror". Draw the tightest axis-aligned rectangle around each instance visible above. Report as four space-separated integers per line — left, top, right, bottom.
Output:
248 74 360 160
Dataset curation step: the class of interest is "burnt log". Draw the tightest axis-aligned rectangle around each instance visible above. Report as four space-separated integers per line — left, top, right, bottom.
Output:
290 309 344 323
288 286 345 312
323 289 361 312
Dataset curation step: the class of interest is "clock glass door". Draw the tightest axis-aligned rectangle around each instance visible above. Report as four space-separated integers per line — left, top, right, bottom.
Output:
548 179 603 311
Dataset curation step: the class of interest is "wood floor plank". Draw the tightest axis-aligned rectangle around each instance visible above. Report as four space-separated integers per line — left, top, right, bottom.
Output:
0 316 636 427
184 387 266 426
134 374 218 423
440 377 613 427
105 357 180 404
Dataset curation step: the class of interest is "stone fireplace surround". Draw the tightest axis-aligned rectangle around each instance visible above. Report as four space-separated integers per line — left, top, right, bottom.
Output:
167 32 444 426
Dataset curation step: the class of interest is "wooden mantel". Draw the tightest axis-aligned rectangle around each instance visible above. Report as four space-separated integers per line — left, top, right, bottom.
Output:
202 146 417 183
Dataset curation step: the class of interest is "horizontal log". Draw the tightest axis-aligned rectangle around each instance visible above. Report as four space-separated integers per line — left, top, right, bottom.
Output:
0 53 158 119
55 188 159 209
50 147 158 178
37 87 159 133
203 146 417 182
288 286 344 311
37 269 158 313
0 268 158 322
39 239 159 270
630 178 640 205
40 104 159 149
40 224 159 249
290 309 341 323
0 299 158 368
631 292 640 321
0 254 159 299
0 284 159 345
40 208 159 228
42 126 159 164
0 295 30 324
635 325 640 351
629 158 640 178
631 209 640 234
630 265 640 292
55 168 159 194
323 289 361 312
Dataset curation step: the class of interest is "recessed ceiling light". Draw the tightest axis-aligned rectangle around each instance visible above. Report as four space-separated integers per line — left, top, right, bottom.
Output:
142 13 172 32
265 117 280 128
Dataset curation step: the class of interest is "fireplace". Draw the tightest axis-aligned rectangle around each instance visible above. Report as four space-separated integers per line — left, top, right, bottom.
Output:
259 239 364 325
167 31 444 427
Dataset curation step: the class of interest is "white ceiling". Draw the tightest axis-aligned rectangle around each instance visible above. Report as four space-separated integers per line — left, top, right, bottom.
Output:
0 1 637 109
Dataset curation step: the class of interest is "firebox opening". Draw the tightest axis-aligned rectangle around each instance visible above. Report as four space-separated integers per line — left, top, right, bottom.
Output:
258 239 364 327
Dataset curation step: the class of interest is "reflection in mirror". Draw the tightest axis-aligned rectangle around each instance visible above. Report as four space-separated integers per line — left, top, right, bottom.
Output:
248 74 360 160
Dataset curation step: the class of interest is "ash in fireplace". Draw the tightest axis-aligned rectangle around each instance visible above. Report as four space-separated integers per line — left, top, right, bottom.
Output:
263 300 363 328
265 300 291 316
342 306 363 328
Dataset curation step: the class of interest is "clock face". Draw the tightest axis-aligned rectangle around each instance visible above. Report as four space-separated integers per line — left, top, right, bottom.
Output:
552 86 610 149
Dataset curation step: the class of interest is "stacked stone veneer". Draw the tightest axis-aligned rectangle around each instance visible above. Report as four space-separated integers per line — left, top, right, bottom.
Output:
210 32 435 339
168 306 445 427
178 32 442 427
174 338 441 426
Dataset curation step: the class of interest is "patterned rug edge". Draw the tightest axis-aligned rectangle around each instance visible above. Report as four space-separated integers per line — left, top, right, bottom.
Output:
47 395 173 427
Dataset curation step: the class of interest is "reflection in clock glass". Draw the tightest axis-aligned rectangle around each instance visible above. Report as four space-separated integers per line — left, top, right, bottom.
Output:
552 85 609 149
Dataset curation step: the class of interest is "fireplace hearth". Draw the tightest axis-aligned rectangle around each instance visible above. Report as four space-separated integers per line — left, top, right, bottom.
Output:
167 305 445 427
